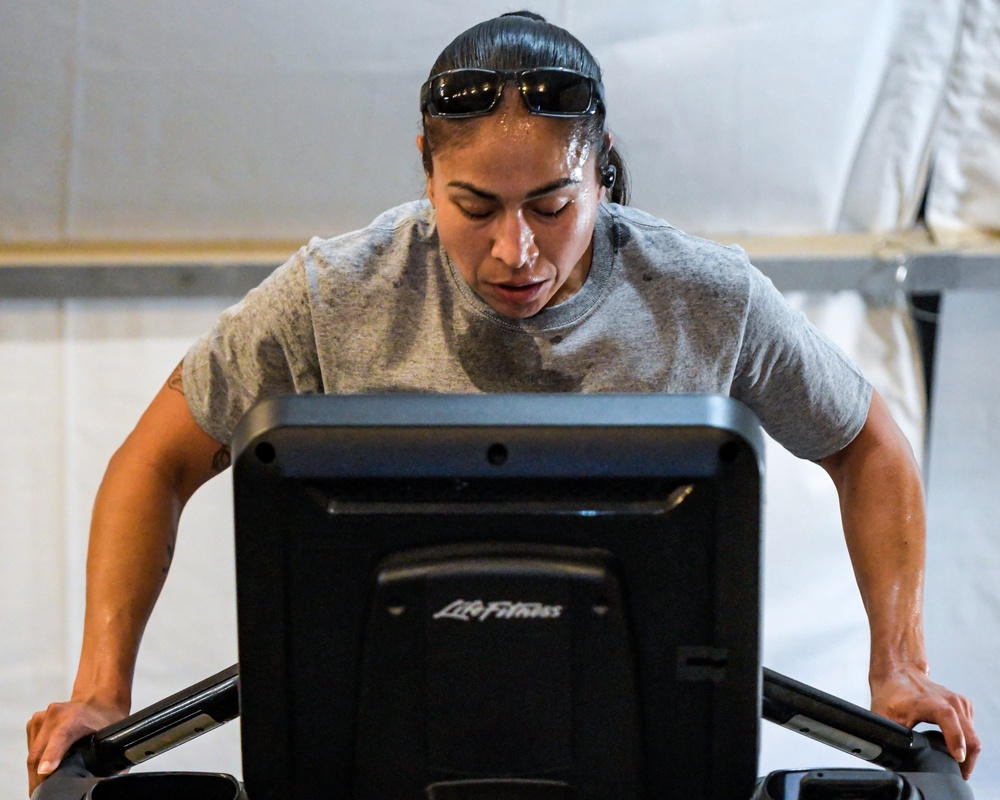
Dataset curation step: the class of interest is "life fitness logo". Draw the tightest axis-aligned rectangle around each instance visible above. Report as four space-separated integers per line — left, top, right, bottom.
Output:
433 599 563 622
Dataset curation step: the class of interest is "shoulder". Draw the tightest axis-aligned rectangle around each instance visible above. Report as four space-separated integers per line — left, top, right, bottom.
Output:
600 203 754 299
603 204 750 271
303 200 437 275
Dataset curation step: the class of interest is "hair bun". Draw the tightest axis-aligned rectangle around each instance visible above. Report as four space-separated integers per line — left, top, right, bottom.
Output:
499 10 547 22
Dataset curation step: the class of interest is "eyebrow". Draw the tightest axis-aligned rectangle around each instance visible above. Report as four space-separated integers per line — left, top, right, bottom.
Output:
447 176 580 201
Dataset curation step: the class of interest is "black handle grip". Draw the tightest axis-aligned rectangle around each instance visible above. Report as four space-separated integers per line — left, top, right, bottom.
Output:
42 662 967 792
30 749 102 800
74 664 240 777
762 667 964 776
908 729 965 776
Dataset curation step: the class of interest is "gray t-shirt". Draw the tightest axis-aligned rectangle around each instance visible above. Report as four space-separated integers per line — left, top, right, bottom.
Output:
183 200 871 460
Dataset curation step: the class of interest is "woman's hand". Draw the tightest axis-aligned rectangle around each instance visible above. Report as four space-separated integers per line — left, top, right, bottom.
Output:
870 663 980 779
26 695 128 795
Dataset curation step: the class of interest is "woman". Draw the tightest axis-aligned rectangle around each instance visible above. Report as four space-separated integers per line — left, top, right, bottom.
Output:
27 11 978 792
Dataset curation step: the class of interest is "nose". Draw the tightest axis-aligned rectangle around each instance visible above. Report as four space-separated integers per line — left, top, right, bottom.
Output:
491 210 538 268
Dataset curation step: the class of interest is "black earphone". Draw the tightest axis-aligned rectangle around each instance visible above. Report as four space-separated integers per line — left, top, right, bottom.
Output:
601 164 617 189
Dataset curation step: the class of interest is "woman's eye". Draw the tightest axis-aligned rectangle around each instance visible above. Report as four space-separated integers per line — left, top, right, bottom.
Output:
457 204 493 220
534 202 569 218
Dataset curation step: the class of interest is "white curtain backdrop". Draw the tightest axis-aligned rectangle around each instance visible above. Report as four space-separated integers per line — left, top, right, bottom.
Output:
3 1 999 797
5 0 995 242
926 0 1000 241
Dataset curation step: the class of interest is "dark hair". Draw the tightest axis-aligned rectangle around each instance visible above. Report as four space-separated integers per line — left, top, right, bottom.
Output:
420 11 630 205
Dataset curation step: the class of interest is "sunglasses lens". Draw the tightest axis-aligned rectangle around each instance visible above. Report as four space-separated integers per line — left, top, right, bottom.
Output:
423 68 601 117
521 70 595 114
427 70 501 116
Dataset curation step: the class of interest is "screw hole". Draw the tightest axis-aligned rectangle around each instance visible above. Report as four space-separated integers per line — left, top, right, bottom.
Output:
255 442 276 464
486 443 508 466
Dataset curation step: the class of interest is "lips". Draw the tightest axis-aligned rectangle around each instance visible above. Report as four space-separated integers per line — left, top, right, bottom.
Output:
490 280 547 305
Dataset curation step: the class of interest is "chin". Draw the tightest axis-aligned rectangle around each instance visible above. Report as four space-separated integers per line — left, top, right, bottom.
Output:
488 295 550 319
493 304 543 320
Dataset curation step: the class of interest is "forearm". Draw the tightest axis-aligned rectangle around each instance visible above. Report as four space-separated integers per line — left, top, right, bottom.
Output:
27 365 228 790
69 364 227 710
827 419 928 679
71 446 187 710
820 391 979 775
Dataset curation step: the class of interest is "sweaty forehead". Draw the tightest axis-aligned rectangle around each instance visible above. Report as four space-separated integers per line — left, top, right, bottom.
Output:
444 90 591 166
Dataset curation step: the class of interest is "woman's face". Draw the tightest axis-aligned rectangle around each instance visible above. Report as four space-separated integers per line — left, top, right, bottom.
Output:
422 92 606 320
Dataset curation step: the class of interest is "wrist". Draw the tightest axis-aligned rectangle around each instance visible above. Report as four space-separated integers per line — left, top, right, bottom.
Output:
71 662 134 712
867 612 928 678
868 647 929 685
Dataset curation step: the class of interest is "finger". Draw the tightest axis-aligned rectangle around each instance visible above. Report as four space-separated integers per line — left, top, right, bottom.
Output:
32 718 82 783
959 708 981 780
934 703 968 768
35 729 75 779
26 718 49 774
961 746 979 780
25 712 43 745
942 691 980 779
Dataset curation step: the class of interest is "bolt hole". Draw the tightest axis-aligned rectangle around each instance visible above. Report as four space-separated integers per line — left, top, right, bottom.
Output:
486 443 508 466
255 442 276 464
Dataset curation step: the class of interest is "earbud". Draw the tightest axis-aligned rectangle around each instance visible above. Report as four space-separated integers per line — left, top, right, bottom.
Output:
601 164 617 189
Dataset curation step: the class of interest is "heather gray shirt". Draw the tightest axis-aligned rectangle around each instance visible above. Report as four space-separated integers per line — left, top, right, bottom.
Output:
183 200 871 460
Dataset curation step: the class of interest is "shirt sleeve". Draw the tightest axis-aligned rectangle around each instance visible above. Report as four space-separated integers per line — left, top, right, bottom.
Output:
182 247 323 444
731 264 873 461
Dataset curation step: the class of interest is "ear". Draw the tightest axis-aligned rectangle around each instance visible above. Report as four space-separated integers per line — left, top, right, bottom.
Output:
597 132 616 202
417 134 435 206
597 131 615 203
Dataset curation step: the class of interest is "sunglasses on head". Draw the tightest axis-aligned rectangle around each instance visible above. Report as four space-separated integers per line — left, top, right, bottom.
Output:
420 67 605 118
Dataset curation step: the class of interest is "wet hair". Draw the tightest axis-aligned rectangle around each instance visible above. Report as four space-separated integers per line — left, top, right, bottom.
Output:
420 11 630 205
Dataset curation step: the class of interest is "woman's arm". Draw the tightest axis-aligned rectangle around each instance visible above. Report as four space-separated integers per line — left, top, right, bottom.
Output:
26 364 228 795
819 389 980 779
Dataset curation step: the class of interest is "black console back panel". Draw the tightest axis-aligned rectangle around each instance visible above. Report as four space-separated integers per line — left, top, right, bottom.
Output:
232 394 764 800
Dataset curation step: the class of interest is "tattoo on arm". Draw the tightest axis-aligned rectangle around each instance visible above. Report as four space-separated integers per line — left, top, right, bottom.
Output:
167 363 184 395
168 360 230 474
212 446 232 473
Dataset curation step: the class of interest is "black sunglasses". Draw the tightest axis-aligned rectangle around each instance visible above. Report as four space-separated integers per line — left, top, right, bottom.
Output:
420 67 605 118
